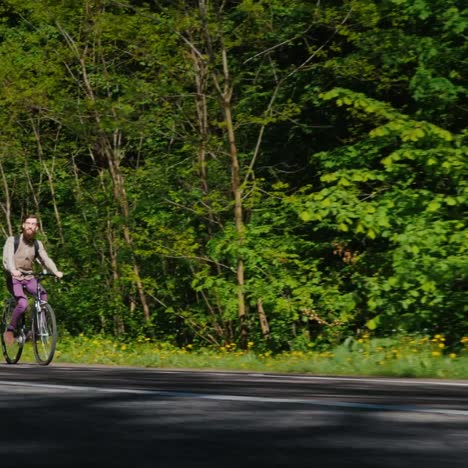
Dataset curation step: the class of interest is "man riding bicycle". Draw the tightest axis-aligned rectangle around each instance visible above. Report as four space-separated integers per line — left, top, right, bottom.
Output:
2 215 63 346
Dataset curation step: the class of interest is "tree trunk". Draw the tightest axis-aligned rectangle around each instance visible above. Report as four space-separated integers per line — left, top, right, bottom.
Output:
101 139 151 322
189 45 228 340
0 158 13 237
195 0 248 348
217 54 248 349
59 16 151 323
257 299 271 340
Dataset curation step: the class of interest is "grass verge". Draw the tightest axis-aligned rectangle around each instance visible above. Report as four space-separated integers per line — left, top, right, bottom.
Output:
14 332 465 379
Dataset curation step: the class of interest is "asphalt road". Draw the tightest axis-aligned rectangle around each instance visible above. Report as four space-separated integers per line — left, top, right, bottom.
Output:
0 364 467 467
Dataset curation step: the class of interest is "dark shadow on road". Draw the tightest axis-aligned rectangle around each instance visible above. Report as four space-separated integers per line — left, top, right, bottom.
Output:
0 385 467 468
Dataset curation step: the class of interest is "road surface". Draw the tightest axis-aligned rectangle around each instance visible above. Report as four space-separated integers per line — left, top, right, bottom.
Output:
0 364 467 467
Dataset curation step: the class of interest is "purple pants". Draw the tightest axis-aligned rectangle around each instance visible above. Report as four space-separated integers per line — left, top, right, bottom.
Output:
7 278 47 331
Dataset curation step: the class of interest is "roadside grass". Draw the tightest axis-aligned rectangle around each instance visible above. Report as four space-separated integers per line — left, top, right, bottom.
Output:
16 332 464 379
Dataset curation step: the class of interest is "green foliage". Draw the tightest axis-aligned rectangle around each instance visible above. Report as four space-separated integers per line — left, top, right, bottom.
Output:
0 0 466 353
294 86 467 338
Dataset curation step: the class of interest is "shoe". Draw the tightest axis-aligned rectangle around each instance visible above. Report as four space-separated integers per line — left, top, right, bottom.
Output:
3 331 15 346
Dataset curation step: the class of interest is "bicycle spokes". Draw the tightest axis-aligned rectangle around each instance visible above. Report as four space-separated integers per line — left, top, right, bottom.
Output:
32 303 57 365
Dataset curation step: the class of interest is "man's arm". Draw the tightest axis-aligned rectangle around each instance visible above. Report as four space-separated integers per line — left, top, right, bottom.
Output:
2 237 21 277
36 241 63 278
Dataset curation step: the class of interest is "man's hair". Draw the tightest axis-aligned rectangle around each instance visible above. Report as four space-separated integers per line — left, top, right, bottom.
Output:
22 214 40 226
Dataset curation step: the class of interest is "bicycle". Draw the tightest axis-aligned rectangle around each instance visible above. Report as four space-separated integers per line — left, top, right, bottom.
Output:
1 271 58 366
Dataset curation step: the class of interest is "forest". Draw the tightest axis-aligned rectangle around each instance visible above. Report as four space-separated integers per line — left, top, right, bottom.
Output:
0 0 466 352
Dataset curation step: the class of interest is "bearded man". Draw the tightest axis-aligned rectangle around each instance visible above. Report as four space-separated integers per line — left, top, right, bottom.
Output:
2 215 63 345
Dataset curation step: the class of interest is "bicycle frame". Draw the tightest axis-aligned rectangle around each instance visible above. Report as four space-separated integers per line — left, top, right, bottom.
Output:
15 272 50 341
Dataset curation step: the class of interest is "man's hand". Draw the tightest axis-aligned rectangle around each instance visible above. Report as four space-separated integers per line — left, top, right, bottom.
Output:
55 271 64 279
11 269 22 278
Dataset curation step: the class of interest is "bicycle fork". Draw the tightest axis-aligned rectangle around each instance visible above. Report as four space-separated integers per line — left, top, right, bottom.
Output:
34 301 49 339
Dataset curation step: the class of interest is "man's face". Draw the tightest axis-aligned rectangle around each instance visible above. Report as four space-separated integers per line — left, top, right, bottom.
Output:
22 218 39 239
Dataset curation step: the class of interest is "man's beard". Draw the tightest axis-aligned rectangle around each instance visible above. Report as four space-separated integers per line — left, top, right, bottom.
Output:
23 229 35 241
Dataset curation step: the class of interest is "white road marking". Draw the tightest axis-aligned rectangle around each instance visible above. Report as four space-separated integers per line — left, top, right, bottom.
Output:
0 379 467 417
252 374 468 388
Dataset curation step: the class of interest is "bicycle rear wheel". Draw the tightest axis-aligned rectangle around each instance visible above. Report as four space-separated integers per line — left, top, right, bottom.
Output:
1 299 24 364
32 303 57 366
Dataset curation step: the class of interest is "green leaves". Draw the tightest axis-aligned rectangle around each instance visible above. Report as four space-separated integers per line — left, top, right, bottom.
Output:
0 0 466 348
301 76 467 338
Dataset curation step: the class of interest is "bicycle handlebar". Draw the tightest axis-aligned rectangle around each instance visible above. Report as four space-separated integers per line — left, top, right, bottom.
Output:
36 270 62 280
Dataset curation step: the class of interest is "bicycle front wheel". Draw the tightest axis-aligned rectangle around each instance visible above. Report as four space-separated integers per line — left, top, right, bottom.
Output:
32 303 57 366
1 299 24 364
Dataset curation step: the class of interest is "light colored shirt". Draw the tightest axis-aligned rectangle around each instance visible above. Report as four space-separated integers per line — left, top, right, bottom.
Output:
2 234 59 279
